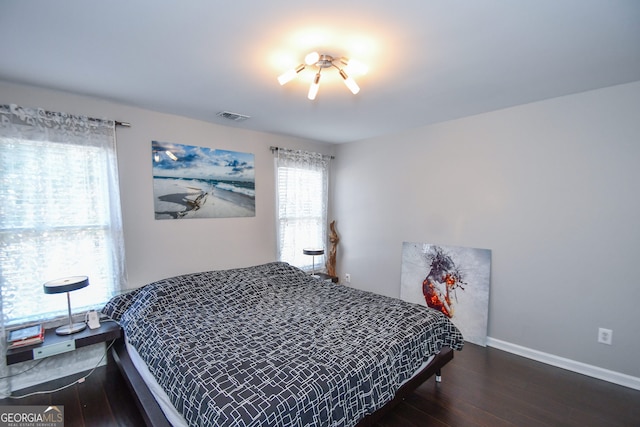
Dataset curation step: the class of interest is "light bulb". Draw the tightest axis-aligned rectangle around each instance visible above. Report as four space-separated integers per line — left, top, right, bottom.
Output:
304 51 320 65
346 58 368 75
308 72 321 100
277 64 305 85
339 69 360 95
340 57 369 75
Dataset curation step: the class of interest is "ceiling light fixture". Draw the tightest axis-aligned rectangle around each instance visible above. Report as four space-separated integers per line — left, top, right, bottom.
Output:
278 52 366 100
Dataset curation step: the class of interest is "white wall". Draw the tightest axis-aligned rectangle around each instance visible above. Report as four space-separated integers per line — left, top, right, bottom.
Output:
334 81 640 379
0 80 334 393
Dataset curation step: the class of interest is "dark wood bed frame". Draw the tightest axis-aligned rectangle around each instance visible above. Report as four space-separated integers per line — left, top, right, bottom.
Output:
112 337 454 427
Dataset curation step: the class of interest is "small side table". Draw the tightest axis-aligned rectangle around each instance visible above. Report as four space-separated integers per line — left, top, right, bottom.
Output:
6 321 121 366
314 273 339 283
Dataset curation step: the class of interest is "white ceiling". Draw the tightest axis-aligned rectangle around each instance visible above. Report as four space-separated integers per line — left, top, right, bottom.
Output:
1 1 639 144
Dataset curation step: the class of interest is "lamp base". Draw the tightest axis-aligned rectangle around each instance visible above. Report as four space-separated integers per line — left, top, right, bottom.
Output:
55 322 86 336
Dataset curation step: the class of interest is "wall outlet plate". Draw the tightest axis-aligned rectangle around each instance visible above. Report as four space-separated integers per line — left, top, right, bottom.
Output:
598 328 613 345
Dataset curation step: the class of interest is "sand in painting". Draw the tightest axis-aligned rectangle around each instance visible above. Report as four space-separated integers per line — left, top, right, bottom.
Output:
153 178 254 219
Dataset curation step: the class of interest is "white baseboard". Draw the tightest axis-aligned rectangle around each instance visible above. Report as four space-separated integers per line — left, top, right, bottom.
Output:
486 337 640 391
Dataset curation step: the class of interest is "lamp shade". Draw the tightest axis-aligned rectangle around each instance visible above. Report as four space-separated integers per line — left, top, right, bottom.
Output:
307 72 321 100
303 248 324 256
43 276 89 294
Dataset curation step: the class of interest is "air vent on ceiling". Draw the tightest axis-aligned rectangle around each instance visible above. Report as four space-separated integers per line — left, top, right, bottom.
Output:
216 111 251 122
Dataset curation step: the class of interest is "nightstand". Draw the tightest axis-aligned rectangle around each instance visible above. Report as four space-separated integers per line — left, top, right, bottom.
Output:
314 273 339 283
6 321 121 366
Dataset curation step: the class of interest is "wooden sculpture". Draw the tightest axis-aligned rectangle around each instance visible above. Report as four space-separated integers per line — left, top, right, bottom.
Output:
326 220 340 277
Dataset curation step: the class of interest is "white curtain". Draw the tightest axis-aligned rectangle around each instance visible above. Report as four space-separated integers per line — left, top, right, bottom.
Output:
275 148 330 271
0 104 126 329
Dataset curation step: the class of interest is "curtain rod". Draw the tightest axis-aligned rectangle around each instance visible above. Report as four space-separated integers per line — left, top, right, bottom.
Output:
1 104 131 128
88 117 130 127
270 146 335 160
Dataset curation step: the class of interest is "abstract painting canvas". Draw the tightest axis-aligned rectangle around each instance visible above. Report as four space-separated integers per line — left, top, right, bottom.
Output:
401 242 491 346
152 141 255 219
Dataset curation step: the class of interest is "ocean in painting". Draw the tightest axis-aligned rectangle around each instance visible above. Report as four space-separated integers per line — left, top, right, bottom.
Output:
152 141 255 219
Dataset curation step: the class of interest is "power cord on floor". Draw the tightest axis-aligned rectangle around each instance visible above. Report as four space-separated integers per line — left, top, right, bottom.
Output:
8 339 116 399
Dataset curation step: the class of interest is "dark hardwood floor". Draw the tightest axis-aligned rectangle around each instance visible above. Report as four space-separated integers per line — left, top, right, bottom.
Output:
376 344 640 427
1 343 639 426
0 351 145 427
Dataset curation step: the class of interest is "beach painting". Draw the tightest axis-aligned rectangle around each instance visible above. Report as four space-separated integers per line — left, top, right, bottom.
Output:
152 141 255 219
400 242 491 346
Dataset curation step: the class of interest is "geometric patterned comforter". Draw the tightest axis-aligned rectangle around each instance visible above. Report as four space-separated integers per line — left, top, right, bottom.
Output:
103 262 464 427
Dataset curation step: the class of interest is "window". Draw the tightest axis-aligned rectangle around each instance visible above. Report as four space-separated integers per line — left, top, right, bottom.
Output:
0 105 126 326
275 148 330 271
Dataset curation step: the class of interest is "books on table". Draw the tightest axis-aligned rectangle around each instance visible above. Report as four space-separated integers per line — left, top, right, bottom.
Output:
7 324 44 349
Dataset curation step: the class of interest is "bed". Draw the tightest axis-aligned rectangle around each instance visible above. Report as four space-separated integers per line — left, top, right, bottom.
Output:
102 262 464 427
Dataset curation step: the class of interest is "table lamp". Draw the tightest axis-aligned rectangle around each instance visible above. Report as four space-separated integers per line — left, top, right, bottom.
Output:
43 276 89 335
303 248 324 276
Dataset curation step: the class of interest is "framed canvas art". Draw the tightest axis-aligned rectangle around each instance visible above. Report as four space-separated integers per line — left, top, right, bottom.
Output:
152 141 255 219
401 242 491 346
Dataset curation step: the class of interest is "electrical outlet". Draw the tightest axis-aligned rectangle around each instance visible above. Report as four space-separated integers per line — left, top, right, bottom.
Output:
344 273 351 283
598 328 613 345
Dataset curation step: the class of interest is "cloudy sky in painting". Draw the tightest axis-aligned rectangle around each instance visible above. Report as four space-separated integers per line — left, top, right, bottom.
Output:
152 141 254 181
